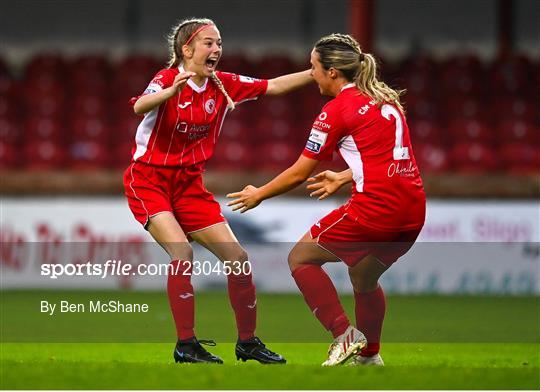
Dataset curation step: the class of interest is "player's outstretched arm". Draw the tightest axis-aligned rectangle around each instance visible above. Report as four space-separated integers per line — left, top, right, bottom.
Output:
134 72 195 115
227 156 319 213
306 169 352 200
266 70 313 96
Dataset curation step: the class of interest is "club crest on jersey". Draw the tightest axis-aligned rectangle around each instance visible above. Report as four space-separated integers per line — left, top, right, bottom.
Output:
204 99 215 114
305 129 328 153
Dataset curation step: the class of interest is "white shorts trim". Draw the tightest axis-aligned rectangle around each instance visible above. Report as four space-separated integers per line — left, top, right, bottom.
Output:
312 212 348 263
310 212 348 240
129 162 150 228
149 211 174 219
186 221 228 235
315 242 345 264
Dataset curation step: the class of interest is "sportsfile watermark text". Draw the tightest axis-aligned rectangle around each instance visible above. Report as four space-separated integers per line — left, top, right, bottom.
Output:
40 259 252 279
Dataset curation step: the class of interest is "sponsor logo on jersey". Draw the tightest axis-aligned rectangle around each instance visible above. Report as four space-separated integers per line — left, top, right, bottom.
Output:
189 124 211 133
176 122 188 133
314 120 331 130
144 88 158 95
148 81 164 90
387 161 417 178
204 99 215 114
239 75 255 83
178 101 192 109
150 78 165 88
176 122 211 137
305 129 328 153
318 112 328 121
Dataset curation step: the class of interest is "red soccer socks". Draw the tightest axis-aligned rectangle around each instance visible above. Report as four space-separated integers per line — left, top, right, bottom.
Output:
167 260 195 340
354 285 386 356
292 264 350 338
168 259 257 341
227 272 256 341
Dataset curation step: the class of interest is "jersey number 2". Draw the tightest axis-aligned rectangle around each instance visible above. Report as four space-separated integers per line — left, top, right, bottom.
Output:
381 104 410 160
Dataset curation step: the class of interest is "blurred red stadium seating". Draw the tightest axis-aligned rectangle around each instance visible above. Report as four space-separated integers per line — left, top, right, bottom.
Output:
23 140 67 170
499 143 540 174
449 142 500 173
0 52 538 175
414 143 451 173
446 119 494 145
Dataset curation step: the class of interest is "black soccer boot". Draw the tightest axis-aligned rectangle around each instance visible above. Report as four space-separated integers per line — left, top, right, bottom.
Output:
235 336 286 364
173 338 223 364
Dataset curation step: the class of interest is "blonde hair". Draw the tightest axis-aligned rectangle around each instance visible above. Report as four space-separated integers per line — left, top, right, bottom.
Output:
167 17 235 110
314 33 404 112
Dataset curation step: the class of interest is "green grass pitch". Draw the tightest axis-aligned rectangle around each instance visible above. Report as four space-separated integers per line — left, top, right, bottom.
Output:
1 291 539 389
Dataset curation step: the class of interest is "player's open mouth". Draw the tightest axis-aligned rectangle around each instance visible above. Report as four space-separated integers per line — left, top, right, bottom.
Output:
205 58 219 71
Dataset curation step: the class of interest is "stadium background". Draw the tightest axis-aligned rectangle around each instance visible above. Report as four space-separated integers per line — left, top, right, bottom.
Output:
1 0 539 389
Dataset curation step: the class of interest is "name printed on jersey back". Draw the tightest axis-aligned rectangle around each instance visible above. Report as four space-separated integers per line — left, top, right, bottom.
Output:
358 100 377 115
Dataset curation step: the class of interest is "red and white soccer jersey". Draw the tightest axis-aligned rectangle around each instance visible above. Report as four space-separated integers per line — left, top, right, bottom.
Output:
302 84 426 231
129 66 268 167
124 67 267 231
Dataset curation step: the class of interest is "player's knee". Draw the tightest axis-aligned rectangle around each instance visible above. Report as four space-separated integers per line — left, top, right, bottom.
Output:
235 248 249 263
223 247 249 265
287 248 305 272
224 246 251 281
348 271 378 293
168 259 193 279
227 257 253 285
168 243 193 261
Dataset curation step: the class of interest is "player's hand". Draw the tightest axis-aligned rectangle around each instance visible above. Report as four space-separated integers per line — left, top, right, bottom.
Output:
226 185 261 213
306 170 342 200
167 71 196 97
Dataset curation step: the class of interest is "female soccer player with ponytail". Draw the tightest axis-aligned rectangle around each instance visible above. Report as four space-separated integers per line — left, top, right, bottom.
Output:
228 33 426 366
124 17 312 364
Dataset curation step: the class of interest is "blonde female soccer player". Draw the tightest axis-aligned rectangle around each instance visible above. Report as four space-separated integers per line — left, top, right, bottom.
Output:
124 17 313 364
228 33 426 366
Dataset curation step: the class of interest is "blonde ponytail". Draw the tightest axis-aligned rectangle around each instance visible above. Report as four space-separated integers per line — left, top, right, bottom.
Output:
210 71 235 111
314 33 405 112
356 53 405 112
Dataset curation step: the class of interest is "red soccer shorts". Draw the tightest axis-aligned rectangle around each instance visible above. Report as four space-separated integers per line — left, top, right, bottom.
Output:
310 204 422 267
123 162 226 234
